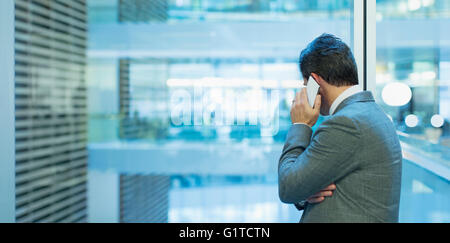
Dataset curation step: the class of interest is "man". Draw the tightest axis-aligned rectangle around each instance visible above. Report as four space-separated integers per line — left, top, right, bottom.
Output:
278 34 402 223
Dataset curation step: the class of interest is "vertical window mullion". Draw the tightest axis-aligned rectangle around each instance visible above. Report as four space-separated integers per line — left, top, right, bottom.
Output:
366 0 377 95
353 0 376 94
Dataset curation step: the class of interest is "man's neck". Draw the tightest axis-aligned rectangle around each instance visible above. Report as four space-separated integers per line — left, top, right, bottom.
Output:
326 85 354 108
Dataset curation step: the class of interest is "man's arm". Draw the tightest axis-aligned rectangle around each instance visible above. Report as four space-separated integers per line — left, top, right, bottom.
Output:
278 116 361 204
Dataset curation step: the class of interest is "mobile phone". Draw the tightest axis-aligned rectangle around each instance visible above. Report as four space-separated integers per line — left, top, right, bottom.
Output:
306 76 320 108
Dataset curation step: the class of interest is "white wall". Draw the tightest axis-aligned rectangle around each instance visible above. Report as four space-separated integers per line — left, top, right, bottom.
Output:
0 0 15 223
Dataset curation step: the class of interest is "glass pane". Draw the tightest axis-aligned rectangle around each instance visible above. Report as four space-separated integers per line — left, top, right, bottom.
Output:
87 0 354 222
376 0 450 223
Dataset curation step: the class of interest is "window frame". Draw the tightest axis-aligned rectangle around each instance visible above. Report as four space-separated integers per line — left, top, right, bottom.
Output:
0 0 16 223
353 0 377 94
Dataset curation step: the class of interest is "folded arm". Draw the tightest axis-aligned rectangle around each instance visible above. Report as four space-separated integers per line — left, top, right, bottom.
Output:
278 117 362 204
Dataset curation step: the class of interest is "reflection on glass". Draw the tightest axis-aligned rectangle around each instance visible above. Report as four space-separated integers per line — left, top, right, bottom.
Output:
86 0 353 223
376 0 450 222
85 0 450 223
376 0 450 148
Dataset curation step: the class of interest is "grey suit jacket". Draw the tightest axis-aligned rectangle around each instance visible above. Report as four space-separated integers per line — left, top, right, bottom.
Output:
278 91 402 223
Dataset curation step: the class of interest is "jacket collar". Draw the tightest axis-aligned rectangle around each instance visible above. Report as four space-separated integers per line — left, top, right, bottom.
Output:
333 91 376 115
329 86 363 115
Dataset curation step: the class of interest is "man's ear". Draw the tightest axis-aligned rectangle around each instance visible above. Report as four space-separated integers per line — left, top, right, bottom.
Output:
310 73 323 86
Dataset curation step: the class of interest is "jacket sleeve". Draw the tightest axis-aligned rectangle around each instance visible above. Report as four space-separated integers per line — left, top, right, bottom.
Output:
278 116 362 204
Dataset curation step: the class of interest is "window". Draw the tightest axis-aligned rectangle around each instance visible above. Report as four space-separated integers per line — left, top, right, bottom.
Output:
376 0 450 222
87 0 355 223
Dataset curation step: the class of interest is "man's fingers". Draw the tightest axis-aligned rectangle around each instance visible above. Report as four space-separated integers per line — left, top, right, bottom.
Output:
321 184 336 191
311 190 333 198
306 191 333 204
306 184 336 204
307 197 325 204
300 88 309 105
295 88 312 107
295 90 302 104
313 94 322 111
294 89 307 106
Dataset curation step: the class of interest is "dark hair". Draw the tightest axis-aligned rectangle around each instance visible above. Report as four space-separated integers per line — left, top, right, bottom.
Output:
299 33 358 87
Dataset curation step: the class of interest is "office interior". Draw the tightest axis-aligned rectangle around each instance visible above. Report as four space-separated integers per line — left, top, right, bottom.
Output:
0 0 449 223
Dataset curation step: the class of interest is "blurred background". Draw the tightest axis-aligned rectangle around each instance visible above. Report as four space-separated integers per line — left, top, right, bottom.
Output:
3 0 449 223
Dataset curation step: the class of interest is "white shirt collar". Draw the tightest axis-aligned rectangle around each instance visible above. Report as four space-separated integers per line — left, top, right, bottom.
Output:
329 85 363 116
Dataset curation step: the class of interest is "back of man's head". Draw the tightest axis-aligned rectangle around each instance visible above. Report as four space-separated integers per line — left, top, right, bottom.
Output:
299 34 359 87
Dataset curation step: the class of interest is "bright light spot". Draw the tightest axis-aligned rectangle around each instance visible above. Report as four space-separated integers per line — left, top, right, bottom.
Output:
264 63 298 72
281 80 303 89
408 0 422 11
399 2 409 12
405 114 419 128
176 0 184 7
422 0 435 7
409 72 422 82
431 114 445 128
240 64 259 73
422 71 437 80
166 78 279 88
382 82 412 107
409 71 436 82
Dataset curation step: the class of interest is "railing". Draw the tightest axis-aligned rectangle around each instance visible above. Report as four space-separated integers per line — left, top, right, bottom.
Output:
398 131 450 181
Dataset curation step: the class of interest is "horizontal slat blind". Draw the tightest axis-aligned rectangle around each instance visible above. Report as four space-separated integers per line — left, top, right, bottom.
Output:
14 0 88 223
120 174 170 223
118 0 168 23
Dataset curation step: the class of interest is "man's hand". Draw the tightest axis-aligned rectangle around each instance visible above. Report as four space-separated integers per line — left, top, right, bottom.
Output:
291 88 321 127
307 184 336 204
